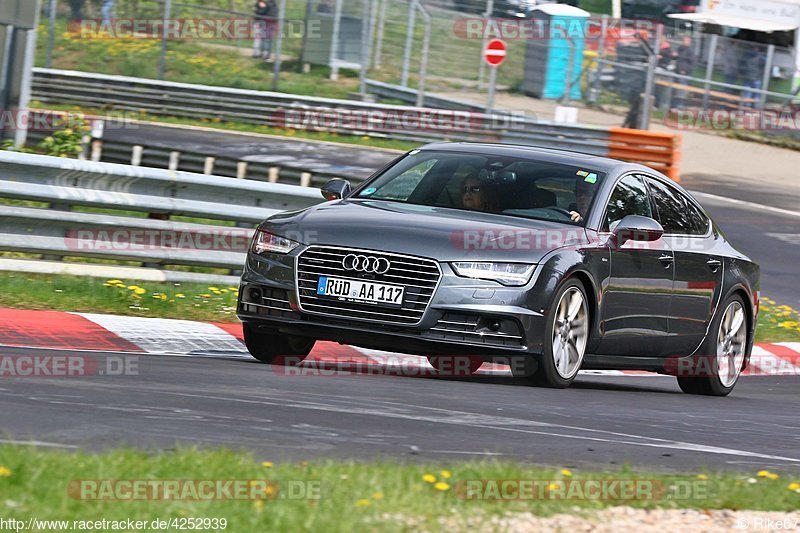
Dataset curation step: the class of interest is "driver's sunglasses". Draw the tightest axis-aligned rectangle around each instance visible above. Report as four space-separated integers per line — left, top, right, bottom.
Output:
463 185 482 194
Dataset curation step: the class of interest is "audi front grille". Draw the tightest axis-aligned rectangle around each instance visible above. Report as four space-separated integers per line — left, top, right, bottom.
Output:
296 246 441 326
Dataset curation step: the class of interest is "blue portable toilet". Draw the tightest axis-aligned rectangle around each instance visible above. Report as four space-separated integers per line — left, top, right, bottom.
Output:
522 4 591 100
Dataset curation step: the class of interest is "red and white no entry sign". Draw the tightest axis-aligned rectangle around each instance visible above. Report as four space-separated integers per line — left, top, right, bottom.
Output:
484 39 507 67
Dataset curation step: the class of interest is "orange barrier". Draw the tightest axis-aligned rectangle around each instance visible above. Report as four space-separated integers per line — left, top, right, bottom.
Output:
608 128 682 182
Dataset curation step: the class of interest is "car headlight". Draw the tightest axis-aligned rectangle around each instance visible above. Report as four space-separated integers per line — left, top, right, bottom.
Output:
451 262 536 286
251 229 300 255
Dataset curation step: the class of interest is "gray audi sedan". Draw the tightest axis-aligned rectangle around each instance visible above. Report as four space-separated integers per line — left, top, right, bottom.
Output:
237 143 759 396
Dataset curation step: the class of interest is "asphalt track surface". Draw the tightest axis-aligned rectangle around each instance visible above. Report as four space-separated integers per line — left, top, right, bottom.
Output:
1 345 799 473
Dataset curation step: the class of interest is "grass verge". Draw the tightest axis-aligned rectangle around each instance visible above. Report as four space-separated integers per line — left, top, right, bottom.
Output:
0 273 799 343
0 273 239 323
0 445 798 532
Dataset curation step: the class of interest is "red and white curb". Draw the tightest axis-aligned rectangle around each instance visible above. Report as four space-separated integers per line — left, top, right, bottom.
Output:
1 308 799 377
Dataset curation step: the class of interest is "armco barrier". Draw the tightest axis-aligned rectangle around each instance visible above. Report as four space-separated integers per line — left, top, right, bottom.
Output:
30 68 681 180
0 151 324 284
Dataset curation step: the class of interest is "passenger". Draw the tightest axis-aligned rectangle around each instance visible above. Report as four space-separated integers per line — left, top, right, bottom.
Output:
461 176 494 212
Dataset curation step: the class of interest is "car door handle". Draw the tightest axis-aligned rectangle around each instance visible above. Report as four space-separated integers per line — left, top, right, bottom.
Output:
659 254 674 266
707 258 722 271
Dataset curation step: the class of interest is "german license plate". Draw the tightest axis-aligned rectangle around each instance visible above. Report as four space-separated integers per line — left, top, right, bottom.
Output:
316 276 404 307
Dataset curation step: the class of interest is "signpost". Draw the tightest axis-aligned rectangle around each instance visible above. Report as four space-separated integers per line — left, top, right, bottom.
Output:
484 38 506 113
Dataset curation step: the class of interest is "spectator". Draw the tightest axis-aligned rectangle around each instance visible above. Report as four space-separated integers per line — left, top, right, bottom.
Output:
101 0 115 24
69 0 85 21
674 36 696 109
741 47 766 107
252 0 278 61
721 40 741 93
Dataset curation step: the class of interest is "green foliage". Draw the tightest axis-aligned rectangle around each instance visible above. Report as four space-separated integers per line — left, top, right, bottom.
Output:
38 114 90 157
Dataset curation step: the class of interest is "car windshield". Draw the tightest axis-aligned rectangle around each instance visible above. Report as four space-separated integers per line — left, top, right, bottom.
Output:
354 150 607 225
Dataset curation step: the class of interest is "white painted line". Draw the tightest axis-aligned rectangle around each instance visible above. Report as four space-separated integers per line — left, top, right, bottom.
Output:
689 191 800 219
74 313 248 355
0 438 78 449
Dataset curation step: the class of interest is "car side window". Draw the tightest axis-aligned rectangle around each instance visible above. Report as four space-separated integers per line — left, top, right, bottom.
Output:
603 174 652 232
646 178 707 235
372 159 436 200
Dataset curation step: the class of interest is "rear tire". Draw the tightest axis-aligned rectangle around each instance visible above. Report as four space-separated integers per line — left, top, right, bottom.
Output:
243 323 315 365
427 356 483 376
675 295 748 397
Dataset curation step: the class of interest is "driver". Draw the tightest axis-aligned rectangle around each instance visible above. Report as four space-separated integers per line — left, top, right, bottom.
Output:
569 179 595 223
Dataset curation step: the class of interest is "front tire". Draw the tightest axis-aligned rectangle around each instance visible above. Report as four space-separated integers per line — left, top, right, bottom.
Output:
676 295 748 396
243 323 315 365
513 279 590 388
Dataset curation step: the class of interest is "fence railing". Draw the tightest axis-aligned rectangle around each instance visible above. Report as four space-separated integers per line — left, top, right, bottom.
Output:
0 151 324 284
30 68 682 179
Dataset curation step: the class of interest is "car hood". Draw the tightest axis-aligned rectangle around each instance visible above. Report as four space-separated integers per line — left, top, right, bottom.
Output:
263 199 590 262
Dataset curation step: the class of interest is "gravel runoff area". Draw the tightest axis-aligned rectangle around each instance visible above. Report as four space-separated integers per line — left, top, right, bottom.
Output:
424 507 800 532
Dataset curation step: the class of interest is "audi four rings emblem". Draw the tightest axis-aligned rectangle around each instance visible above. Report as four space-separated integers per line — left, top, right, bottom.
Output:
342 254 391 274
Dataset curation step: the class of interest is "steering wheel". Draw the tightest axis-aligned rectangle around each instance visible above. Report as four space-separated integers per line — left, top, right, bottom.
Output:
543 206 573 218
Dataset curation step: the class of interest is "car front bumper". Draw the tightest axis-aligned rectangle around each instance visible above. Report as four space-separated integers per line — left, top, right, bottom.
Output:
236 247 554 358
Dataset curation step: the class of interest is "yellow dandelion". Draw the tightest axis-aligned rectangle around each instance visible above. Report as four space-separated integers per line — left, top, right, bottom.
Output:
200 294 211 298
264 484 277 498
209 287 220 292
127 285 138 290
0 466 10 476
434 482 449 491
371 492 384 500
175 294 185 298
778 321 798 329
261 461 273 468
422 474 436 483
134 288 146 295
547 482 560 491
440 470 452 479
253 500 264 510
767 472 780 480
560 469 573 477
697 474 708 480
788 482 800 491
355 499 371 507
106 279 123 284
229 287 239 291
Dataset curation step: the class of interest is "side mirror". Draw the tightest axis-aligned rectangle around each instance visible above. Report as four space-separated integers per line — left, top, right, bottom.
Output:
321 178 351 201
612 215 664 246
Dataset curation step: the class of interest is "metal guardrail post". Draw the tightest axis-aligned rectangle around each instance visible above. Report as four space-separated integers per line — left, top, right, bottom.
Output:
400 0 416 87
158 0 172 80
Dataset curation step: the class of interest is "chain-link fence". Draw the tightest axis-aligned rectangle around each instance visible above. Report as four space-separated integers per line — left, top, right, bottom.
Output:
37 0 800 134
